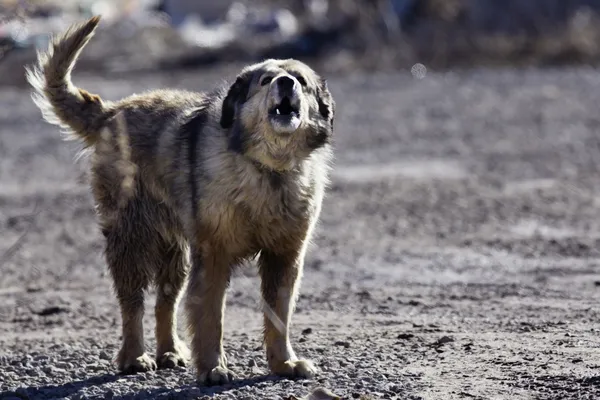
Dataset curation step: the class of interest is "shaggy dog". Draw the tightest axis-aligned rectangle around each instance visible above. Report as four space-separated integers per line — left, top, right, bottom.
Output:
26 16 335 385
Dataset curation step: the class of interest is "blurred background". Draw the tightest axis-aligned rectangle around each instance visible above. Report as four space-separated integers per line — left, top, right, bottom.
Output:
3 0 600 84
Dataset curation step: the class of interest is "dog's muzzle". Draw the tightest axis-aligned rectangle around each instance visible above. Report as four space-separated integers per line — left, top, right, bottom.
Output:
268 76 301 133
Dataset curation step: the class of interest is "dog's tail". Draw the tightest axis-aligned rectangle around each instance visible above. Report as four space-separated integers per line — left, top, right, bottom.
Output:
26 15 109 148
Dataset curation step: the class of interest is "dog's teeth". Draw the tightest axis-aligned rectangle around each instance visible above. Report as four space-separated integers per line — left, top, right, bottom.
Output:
276 108 281 115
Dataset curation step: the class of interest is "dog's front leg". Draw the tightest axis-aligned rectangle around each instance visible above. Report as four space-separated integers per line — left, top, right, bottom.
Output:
259 244 317 379
185 244 235 385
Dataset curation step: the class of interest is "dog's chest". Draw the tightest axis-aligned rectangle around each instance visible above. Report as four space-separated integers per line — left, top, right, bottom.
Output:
201 169 312 254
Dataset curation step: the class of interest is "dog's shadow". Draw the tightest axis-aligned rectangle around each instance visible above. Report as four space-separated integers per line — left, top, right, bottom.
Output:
1 371 285 399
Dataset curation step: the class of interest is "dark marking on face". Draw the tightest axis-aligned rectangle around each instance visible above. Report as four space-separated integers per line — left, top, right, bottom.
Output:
316 78 335 128
220 72 253 129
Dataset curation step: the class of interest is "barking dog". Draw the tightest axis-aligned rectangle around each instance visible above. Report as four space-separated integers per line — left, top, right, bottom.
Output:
26 16 335 385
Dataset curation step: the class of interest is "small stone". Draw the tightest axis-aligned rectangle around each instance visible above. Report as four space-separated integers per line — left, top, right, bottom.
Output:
302 328 313 335
251 365 264 376
19 355 32 367
334 341 350 348
99 351 112 361
431 336 454 347
35 306 69 316
54 362 73 369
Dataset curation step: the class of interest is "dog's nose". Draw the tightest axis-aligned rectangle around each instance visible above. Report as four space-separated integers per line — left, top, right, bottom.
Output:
276 76 296 96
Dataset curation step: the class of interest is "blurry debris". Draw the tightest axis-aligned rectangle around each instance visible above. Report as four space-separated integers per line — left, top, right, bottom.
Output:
158 0 235 26
388 0 418 31
4 0 600 84
307 0 329 19
242 6 298 38
177 15 236 49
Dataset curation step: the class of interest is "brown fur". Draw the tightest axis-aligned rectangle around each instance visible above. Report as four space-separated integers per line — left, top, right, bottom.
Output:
26 16 335 385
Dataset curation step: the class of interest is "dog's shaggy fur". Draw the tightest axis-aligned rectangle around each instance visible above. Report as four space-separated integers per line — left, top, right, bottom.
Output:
26 16 335 385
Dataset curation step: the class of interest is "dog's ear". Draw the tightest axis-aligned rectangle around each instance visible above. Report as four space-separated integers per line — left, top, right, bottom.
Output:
317 78 335 128
220 72 252 129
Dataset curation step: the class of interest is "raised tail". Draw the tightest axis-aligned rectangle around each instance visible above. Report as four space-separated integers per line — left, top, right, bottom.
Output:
26 15 109 147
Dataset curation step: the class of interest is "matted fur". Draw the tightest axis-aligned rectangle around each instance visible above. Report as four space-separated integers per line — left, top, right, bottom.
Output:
26 16 336 385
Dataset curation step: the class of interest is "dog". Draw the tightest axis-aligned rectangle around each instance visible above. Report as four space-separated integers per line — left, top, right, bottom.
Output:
25 16 335 385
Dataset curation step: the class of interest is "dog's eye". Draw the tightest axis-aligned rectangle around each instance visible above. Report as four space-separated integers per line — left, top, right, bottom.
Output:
261 76 273 86
296 76 307 87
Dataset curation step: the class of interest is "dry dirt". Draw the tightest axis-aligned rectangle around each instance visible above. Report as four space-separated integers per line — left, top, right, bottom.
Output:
2 65 600 399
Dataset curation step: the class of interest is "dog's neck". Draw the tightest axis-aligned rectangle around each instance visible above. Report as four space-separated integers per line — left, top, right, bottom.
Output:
248 155 301 176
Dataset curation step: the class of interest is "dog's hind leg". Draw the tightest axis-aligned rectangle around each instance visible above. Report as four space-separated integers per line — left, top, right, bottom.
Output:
104 224 157 374
154 238 191 369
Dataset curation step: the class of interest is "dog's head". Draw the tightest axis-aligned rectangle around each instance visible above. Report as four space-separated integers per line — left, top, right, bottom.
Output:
220 59 335 171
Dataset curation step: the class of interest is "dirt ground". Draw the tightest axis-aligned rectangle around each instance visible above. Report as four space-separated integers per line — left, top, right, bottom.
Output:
2 64 600 399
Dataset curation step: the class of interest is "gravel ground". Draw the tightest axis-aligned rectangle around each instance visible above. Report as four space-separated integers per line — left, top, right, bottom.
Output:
2 65 600 399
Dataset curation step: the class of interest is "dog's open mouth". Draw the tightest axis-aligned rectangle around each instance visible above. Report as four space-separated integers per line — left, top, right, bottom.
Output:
269 97 299 118
268 96 301 132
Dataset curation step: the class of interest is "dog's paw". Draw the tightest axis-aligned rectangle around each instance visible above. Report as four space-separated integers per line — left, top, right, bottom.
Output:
158 351 188 369
197 366 236 386
118 353 157 374
271 359 317 379
157 341 190 369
